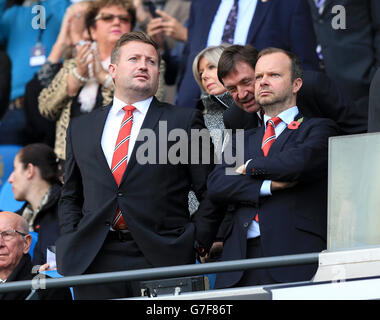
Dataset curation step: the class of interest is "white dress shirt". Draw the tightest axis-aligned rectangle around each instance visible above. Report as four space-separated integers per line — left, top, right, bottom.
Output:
247 106 299 238
101 96 152 169
207 0 258 47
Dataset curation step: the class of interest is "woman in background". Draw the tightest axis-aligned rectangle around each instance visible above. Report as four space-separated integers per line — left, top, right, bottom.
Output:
8 143 61 267
38 0 136 161
190 44 234 263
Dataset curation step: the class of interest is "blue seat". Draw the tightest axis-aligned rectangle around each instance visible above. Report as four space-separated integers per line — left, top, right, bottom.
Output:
0 144 22 190
29 231 38 261
0 180 25 212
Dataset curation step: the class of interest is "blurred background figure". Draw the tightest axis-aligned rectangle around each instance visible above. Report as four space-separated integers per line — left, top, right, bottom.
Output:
8 143 61 267
0 47 10 120
307 0 380 112
24 0 92 148
0 0 71 146
38 0 136 162
145 0 191 104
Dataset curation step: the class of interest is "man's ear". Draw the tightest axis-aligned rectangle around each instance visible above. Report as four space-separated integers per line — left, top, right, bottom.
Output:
108 63 116 80
293 77 303 94
23 234 32 254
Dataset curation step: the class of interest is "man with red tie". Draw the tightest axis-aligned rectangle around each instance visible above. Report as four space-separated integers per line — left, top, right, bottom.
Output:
56 31 221 299
207 47 339 289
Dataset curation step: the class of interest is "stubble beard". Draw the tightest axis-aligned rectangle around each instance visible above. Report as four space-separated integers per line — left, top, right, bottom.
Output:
258 92 293 117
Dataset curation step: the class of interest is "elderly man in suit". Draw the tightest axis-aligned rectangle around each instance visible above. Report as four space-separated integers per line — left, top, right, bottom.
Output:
0 211 71 300
207 48 339 288
56 31 221 300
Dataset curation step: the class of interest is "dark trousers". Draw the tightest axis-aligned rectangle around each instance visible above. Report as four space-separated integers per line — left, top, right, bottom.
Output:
215 237 277 289
73 231 153 300
235 237 277 287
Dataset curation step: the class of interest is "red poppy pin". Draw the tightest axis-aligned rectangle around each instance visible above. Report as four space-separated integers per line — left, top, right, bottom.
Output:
288 117 303 130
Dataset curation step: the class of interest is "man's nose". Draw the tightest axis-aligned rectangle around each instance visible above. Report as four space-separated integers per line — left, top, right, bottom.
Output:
137 60 148 70
259 75 269 86
237 86 247 99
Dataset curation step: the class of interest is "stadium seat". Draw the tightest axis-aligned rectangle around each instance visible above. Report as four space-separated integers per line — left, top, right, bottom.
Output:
0 144 22 191
0 180 24 212
29 231 38 261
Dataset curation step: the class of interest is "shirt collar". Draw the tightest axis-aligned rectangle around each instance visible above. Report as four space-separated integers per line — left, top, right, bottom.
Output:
112 96 153 116
263 106 299 127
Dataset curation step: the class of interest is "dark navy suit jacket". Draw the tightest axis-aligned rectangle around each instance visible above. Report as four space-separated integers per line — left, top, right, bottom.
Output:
207 113 339 287
176 0 320 109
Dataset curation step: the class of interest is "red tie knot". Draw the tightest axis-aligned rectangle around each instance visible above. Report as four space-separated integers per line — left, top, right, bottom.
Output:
267 116 282 128
123 105 136 114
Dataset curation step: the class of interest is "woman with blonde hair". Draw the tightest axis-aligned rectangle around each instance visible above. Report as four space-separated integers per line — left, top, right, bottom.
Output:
190 44 234 265
192 43 234 159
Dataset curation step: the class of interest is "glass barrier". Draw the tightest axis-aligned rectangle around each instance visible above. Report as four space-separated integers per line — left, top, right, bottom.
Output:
327 132 380 250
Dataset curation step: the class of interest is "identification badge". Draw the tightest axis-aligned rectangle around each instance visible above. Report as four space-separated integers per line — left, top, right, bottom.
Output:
30 43 46 67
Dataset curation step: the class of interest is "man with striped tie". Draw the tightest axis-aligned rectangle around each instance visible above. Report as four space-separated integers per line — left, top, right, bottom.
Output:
207 47 339 288
55 31 221 299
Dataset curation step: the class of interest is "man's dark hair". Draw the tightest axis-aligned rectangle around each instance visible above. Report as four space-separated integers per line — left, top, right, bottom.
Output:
110 30 161 66
257 47 304 81
217 44 259 84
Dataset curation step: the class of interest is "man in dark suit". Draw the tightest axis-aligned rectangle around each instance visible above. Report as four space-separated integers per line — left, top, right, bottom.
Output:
176 0 320 109
56 31 221 299
220 45 367 135
207 48 339 288
307 0 380 110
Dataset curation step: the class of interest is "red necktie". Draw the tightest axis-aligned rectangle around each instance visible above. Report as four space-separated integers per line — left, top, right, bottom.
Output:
261 117 282 157
255 116 282 222
111 105 135 230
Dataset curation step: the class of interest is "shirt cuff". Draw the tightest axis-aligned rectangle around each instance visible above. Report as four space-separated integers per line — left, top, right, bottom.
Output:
260 180 272 196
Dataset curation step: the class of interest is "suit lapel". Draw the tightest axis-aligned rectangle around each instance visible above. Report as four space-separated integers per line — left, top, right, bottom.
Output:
119 97 164 185
93 103 116 184
248 126 265 159
246 0 272 44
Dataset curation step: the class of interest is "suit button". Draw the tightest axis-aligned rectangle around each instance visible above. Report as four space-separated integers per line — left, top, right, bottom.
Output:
117 192 123 197
105 221 111 226
243 222 249 228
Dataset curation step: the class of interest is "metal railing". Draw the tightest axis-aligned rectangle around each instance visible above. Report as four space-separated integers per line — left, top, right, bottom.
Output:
0 252 319 294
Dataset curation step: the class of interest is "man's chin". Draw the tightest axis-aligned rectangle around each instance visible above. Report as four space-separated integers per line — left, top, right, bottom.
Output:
239 103 259 114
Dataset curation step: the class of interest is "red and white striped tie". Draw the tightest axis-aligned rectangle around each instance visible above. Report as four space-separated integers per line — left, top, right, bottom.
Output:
261 117 282 157
255 116 282 222
111 105 135 230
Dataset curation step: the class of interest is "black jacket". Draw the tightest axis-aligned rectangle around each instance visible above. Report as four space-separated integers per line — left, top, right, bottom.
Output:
18 183 62 266
0 254 71 300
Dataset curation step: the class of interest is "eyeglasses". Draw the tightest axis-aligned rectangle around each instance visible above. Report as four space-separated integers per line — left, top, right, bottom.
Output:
94 13 130 24
0 229 28 242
